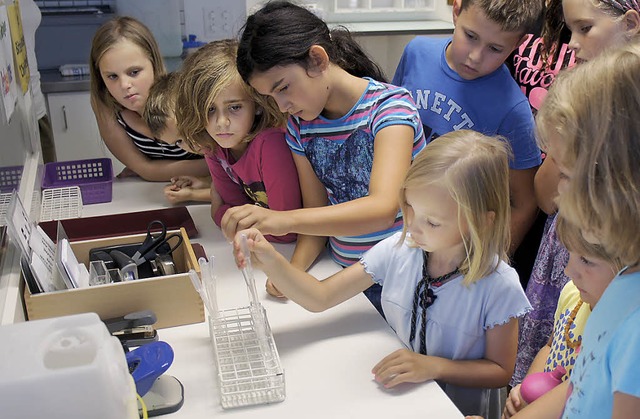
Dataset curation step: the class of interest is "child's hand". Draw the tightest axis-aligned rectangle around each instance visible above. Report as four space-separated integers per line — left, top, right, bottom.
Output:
371 348 438 388
265 278 286 298
233 228 279 271
502 384 527 418
221 204 289 241
169 176 194 189
170 175 209 190
164 184 194 204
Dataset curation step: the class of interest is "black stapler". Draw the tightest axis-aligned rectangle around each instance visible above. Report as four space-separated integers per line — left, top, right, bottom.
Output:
104 310 159 348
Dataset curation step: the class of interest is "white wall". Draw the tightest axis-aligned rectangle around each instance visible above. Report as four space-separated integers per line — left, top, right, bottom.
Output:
183 0 248 42
181 1 452 80
355 33 450 80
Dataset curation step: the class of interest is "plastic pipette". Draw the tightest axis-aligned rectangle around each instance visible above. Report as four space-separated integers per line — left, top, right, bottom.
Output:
239 234 261 307
188 256 218 317
199 256 219 317
188 269 215 316
239 234 269 344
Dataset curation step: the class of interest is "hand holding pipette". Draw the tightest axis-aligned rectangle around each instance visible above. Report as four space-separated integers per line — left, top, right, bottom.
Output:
232 229 332 312
233 229 281 271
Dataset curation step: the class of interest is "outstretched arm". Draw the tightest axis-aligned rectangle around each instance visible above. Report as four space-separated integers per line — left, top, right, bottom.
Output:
234 228 373 312
92 101 208 181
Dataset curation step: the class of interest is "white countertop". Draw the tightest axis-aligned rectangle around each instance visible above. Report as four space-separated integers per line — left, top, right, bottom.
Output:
83 178 464 418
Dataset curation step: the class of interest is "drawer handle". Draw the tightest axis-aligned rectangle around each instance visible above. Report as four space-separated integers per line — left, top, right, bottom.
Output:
62 105 68 131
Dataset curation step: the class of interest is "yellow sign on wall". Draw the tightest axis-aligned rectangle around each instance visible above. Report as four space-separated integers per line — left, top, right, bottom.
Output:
8 1 29 94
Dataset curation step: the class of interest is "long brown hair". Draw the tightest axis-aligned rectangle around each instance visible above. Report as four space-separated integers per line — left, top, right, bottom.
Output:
89 16 166 113
175 39 285 152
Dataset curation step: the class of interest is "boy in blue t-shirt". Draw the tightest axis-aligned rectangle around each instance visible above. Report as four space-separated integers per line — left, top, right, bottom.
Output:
393 0 542 255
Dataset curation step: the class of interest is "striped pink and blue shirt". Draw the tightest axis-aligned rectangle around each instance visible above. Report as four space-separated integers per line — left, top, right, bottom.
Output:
286 78 426 266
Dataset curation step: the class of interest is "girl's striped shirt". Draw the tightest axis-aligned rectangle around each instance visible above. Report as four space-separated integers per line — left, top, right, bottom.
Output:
116 113 202 160
286 78 425 266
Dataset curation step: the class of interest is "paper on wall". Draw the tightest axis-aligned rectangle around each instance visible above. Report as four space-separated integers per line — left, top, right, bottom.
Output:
0 4 17 121
7 2 29 94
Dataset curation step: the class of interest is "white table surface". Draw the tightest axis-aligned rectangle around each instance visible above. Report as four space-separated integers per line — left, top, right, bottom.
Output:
84 178 464 418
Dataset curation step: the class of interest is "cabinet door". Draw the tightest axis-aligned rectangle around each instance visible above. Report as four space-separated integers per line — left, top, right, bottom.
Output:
46 92 124 174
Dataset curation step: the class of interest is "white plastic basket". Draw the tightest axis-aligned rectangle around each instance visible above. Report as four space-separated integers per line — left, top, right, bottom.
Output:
40 186 83 222
208 306 285 408
0 192 12 227
195 253 286 409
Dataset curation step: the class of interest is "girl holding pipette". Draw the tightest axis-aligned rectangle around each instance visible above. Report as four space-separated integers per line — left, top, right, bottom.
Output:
232 130 531 418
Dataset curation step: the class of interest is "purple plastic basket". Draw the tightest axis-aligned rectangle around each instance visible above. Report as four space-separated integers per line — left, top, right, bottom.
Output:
42 158 113 204
0 165 23 194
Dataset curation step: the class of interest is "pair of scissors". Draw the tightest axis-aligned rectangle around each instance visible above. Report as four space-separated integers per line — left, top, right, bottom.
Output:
131 220 183 266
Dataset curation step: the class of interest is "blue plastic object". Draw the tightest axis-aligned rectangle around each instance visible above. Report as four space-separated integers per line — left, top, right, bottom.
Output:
126 341 174 397
182 34 205 51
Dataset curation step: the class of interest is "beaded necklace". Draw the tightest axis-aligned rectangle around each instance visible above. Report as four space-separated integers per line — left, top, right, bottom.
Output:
564 300 584 349
409 251 461 355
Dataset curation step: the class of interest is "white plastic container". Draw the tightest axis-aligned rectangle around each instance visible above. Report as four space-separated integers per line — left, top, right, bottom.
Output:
197 255 285 409
0 313 138 419
209 306 286 408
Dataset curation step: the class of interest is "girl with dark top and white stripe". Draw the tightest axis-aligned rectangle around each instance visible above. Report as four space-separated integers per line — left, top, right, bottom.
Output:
89 16 208 181
232 131 531 418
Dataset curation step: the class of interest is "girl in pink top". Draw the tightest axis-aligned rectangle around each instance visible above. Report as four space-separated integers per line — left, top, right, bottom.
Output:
175 40 301 244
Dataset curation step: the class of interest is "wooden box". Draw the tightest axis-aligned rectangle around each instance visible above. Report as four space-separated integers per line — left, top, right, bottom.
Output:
23 228 204 329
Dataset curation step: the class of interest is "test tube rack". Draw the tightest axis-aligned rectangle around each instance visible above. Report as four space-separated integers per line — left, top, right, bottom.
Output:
208 305 286 409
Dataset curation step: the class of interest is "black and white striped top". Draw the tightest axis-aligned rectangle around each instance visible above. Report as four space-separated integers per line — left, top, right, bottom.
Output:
116 112 201 160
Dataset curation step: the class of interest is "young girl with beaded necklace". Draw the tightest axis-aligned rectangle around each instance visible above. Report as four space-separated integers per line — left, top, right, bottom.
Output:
233 130 531 418
502 215 622 418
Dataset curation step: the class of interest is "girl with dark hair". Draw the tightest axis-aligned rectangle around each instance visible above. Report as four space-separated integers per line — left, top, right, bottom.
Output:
222 1 426 311
235 2 387 83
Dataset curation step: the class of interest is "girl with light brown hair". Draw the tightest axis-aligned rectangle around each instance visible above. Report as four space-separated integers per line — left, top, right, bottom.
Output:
89 16 207 181
174 40 301 247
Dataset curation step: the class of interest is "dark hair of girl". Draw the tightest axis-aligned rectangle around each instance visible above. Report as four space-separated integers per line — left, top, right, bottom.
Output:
541 0 571 68
237 1 386 83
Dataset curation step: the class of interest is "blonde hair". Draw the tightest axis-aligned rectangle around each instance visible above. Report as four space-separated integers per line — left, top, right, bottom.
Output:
175 39 285 152
537 42 640 266
143 72 178 136
460 0 542 34
89 16 166 113
399 130 512 285
555 215 623 273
